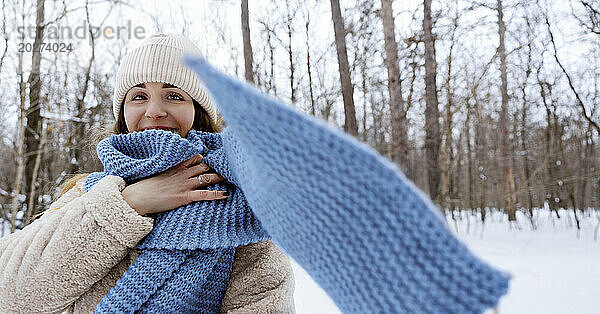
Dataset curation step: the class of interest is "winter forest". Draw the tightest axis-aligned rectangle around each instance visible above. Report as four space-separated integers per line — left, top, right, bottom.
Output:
1 0 598 233
0 0 598 312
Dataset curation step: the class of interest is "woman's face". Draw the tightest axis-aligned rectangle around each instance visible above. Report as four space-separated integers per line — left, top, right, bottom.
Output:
123 82 195 137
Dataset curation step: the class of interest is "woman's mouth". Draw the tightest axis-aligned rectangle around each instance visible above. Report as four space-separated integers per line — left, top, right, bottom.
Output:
139 126 178 133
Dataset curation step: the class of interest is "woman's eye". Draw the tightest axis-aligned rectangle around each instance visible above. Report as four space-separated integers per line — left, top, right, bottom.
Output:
167 93 184 101
132 94 147 101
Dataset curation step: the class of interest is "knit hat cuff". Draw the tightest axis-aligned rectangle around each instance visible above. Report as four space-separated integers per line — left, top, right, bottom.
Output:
112 36 218 124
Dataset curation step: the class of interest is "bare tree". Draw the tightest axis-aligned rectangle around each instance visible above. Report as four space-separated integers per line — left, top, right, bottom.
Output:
23 0 46 221
518 9 536 228
24 119 47 224
257 18 277 96
570 0 600 35
465 87 474 213
10 76 26 232
302 5 316 115
465 48 498 221
496 0 517 221
330 0 358 136
543 7 600 134
423 0 441 203
440 1 461 209
10 0 28 232
380 0 409 173
241 0 254 84
284 0 297 103
537 72 562 218
2 0 599 234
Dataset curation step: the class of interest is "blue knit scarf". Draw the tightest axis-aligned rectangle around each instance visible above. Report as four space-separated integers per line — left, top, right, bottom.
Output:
180 55 510 313
87 53 509 313
86 130 269 313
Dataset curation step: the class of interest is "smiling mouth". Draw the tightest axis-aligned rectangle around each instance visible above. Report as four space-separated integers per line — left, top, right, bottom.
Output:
140 126 178 133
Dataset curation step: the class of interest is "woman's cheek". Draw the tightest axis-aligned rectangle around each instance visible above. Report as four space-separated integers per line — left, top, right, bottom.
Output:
124 106 141 132
186 105 195 128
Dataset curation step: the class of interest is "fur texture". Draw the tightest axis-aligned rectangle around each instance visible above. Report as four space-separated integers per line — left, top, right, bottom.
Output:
0 175 294 313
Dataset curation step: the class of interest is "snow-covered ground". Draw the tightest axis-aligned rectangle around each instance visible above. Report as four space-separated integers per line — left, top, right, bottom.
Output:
292 209 600 314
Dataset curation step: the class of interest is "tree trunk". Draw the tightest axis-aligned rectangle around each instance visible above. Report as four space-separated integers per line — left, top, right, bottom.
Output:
285 0 296 103
404 50 418 181
304 12 315 116
520 87 535 225
24 119 48 225
380 0 409 172
330 0 358 136
264 26 276 96
520 15 535 226
423 0 441 203
580 126 592 210
496 0 517 221
456 132 463 210
361 62 368 143
440 9 459 208
466 97 474 212
241 0 254 84
475 99 487 222
10 41 27 233
539 80 560 218
23 0 45 222
556 124 580 229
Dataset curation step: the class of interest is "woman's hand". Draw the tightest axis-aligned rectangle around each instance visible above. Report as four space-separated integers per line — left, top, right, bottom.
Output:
121 154 228 216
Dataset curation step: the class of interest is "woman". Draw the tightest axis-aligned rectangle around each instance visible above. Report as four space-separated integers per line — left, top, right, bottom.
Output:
0 34 295 313
2 33 510 314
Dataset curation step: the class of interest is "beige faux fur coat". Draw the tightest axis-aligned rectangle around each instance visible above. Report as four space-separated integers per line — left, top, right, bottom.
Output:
0 175 295 313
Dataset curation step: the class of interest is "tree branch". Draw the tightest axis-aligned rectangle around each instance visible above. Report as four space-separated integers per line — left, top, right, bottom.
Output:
542 11 600 134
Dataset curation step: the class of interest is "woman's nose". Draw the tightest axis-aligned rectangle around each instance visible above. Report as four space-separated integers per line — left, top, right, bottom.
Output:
144 99 168 119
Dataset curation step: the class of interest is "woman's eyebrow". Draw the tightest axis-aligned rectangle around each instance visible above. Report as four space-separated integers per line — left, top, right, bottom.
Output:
131 83 179 89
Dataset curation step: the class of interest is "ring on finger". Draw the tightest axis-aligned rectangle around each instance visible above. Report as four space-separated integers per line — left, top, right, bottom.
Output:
198 174 208 185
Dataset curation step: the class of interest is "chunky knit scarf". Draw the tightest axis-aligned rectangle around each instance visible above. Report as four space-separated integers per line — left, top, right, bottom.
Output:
181 55 511 314
85 130 269 313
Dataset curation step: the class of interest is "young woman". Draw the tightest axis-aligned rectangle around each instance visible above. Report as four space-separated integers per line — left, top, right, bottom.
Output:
2 33 510 314
0 34 295 313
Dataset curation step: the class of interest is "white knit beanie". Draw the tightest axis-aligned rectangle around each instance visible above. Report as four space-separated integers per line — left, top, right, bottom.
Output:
112 33 218 124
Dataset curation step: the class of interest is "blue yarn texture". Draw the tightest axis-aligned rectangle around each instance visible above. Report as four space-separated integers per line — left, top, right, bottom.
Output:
86 130 269 313
181 55 511 314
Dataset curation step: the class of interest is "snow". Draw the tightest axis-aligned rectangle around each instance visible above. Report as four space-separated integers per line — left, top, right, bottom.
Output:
292 209 600 314
1 219 11 236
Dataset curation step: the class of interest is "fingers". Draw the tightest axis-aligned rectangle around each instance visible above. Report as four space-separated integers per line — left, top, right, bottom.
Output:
199 173 225 185
186 163 211 176
181 154 204 168
180 161 226 189
185 163 226 180
188 173 226 189
186 190 229 202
